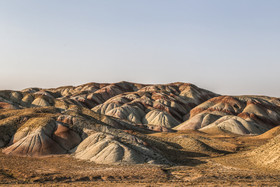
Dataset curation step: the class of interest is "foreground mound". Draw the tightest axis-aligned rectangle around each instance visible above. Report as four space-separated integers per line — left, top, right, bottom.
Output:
3 118 81 156
247 134 280 170
0 107 171 165
74 132 169 165
0 81 279 166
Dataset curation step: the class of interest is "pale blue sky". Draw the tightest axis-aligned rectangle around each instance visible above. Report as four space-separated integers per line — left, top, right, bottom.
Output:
0 0 279 96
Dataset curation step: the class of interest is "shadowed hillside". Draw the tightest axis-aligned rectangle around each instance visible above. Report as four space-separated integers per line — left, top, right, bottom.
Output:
0 82 279 185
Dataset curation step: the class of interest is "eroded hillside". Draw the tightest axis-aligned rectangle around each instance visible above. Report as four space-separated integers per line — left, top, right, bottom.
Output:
0 82 279 185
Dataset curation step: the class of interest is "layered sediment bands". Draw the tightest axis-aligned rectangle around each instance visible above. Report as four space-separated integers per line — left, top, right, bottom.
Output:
199 116 267 135
0 102 18 110
2 118 82 156
74 132 171 165
53 123 82 150
92 82 218 128
176 96 280 135
0 105 172 164
142 110 180 128
0 82 279 165
3 127 67 156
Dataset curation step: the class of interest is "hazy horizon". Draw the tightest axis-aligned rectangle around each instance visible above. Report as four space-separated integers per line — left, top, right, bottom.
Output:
1 1 279 97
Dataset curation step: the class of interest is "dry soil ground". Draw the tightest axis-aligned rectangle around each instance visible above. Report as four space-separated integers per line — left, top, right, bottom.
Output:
1 131 280 186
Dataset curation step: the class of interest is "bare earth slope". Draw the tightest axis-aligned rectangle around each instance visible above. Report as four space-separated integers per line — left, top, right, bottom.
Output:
247 134 280 170
0 81 279 185
176 95 280 135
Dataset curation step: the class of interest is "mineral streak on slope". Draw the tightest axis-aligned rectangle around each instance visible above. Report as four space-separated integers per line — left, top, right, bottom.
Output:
0 106 172 165
74 132 170 165
92 82 218 128
2 117 81 156
0 81 280 167
0 82 218 130
176 96 280 135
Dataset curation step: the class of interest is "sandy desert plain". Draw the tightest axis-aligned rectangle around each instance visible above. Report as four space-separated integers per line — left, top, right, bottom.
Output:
0 81 279 186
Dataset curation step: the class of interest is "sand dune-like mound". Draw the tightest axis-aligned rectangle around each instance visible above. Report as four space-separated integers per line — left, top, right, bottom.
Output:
0 104 171 164
0 81 279 167
93 82 217 128
173 135 220 153
143 110 180 128
253 126 280 139
74 132 170 165
248 134 280 170
177 96 280 135
31 97 51 107
199 116 268 135
3 118 81 156
105 104 146 124
0 82 217 130
3 127 67 156
175 112 223 130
